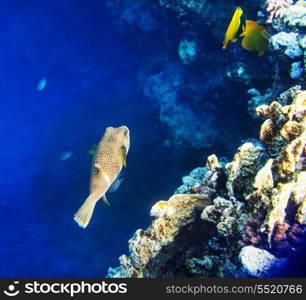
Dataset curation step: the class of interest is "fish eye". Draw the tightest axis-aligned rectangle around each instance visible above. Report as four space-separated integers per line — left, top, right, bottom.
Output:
123 129 129 135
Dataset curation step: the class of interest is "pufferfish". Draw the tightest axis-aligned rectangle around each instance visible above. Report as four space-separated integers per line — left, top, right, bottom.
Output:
222 7 243 49
74 126 130 228
240 20 269 56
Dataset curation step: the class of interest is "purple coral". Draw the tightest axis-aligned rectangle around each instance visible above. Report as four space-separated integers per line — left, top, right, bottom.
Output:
239 217 266 247
240 217 306 259
271 222 306 257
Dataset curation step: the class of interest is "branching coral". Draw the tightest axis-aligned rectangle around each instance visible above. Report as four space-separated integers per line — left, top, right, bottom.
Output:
265 0 293 23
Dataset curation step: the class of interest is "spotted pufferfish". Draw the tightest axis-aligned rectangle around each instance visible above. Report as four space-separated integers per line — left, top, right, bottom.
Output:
74 126 130 228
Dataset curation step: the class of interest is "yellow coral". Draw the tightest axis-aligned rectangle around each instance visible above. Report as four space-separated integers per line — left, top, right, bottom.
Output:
279 132 305 177
267 171 306 244
280 121 304 140
117 194 210 277
260 119 277 141
253 159 274 192
206 154 222 169
246 91 306 245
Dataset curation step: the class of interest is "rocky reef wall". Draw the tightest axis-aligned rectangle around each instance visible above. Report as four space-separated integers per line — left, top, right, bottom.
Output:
108 90 305 278
107 0 306 277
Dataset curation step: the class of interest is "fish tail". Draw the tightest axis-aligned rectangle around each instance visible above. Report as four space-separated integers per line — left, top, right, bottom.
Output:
74 193 99 228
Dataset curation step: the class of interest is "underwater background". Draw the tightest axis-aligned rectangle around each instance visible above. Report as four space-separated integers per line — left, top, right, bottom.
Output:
0 0 305 278
0 0 196 277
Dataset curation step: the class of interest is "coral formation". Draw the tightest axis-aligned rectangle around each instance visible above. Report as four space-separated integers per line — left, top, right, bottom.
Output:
265 0 293 23
108 90 306 278
175 167 207 194
108 194 212 277
239 245 286 276
225 142 264 199
178 38 199 65
247 0 305 118
107 0 306 278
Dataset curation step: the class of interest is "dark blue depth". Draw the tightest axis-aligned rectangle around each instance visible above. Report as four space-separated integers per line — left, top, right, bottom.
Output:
0 0 189 277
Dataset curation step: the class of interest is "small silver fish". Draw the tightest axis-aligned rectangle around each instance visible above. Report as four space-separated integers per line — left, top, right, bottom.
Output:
60 152 73 161
37 78 47 91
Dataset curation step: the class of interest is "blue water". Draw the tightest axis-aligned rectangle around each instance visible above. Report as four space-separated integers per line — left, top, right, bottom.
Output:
2 0 304 278
0 0 193 277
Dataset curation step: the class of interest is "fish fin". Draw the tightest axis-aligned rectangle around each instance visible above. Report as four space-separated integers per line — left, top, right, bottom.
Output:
240 25 245 37
74 194 98 228
232 38 238 43
258 51 265 57
109 176 124 193
88 144 97 156
102 194 111 207
241 38 248 51
239 7 244 18
119 147 127 167
222 39 229 49
94 163 103 178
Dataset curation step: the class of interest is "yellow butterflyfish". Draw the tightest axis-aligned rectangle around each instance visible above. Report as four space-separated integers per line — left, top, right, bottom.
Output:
240 20 269 56
222 7 243 49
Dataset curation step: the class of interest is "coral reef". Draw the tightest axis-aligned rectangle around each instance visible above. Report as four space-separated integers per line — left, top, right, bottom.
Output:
107 0 306 278
178 38 199 65
108 194 212 277
175 167 207 194
225 142 264 199
239 245 287 276
270 2 306 83
108 90 306 278
247 1 305 118
265 0 293 23
107 0 305 150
